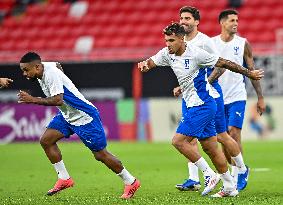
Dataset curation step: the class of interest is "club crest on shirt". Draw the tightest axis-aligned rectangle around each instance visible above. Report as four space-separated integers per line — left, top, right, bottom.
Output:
170 58 176 62
234 46 239 55
184 59 190 69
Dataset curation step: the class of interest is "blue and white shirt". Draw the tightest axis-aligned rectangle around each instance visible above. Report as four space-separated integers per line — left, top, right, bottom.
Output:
151 43 219 108
38 62 97 126
185 32 220 99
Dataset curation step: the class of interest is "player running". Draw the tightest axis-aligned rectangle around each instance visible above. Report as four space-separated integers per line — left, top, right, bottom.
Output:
174 6 250 194
138 22 263 197
17 52 140 199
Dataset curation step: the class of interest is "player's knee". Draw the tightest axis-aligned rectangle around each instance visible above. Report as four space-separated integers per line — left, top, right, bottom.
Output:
190 138 198 146
229 132 240 143
40 136 51 148
217 135 224 143
93 151 107 162
172 136 182 149
94 153 103 162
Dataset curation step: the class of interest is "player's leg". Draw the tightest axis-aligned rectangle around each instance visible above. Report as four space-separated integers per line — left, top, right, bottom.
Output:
226 101 246 153
172 133 219 196
40 128 65 163
43 113 75 196
199 137 238 197
175 138 201 191
226 101 250 191
217 132 246 170
74 112 140 199
175 99 201 191
173 100 221 196
215 96 233 164
199 108 237 197
182 99 200 187
215 96 247 181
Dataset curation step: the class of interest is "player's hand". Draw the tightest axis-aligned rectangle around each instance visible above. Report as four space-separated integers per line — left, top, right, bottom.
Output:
0 78 13 88
138 61 150 72
249 69 264 80
173 86 182 97
17 90 34 104
257 97 266 115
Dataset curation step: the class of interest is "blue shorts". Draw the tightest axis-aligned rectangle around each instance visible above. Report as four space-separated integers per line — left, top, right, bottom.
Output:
182 97 227 134
47 112 107 152
177 100 217 139
215 96 227 134
224 101 246 129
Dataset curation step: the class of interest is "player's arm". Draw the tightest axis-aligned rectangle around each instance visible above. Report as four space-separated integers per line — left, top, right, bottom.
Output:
56 62 64 73
138 58 157 72
17 90 63 106
244 40 265 115
0 78 13 88
139 47 170 72
207 67 226 83
214 57 264 80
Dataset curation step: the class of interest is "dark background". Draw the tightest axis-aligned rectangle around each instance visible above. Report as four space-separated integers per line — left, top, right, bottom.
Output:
0 62 179 98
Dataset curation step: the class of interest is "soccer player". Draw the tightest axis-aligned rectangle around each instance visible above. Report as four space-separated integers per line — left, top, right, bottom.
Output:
210 9 266 190
0 78 13 88
17 52 140 199
174 6 250 193
138 23 263 197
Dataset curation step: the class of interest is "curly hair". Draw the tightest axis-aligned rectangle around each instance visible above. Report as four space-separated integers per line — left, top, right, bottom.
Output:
163 22 186 36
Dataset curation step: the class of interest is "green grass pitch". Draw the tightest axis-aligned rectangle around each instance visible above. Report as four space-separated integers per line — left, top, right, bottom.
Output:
0 141 282 205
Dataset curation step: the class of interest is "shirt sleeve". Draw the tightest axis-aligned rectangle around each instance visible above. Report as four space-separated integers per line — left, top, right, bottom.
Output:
150 47 171 67
45 69 64 97
195 46 219 68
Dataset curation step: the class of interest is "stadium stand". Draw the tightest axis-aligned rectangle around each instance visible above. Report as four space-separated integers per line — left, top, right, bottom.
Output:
0 0 282 62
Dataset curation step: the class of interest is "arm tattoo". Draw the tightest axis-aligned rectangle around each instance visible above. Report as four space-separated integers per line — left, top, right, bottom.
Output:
215 57 253 78
34 94 63 106
244 41 264 98
208 67 225 83
56 62 64 73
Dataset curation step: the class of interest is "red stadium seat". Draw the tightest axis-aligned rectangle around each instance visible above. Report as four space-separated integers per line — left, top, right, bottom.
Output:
0 0 281 61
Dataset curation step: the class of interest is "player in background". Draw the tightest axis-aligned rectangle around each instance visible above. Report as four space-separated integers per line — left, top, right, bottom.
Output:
174 6 249 192
17 52 140 199
138 23 263 197
0 78 13 88
210 9 266 190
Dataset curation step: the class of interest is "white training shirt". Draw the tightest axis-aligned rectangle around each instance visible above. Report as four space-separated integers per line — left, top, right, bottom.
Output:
38 62 97 126
212 34 247 104
151 43 219 108
186 32 220 98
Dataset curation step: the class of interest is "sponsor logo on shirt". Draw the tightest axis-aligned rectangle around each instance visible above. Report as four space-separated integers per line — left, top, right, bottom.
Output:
184 59 190 69
234 46 239 55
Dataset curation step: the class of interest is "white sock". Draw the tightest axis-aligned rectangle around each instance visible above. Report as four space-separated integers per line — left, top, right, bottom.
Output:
117 168 135 185
53 160 70 180
188 162 199 182
231 165 239 185
194 157 215 177
231 153 247 174
221 170 235 191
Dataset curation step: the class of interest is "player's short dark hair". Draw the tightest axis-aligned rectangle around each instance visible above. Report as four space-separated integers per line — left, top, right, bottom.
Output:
218 9 238 23
163 22 186 37
179 6 200 21
20 52 41 63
